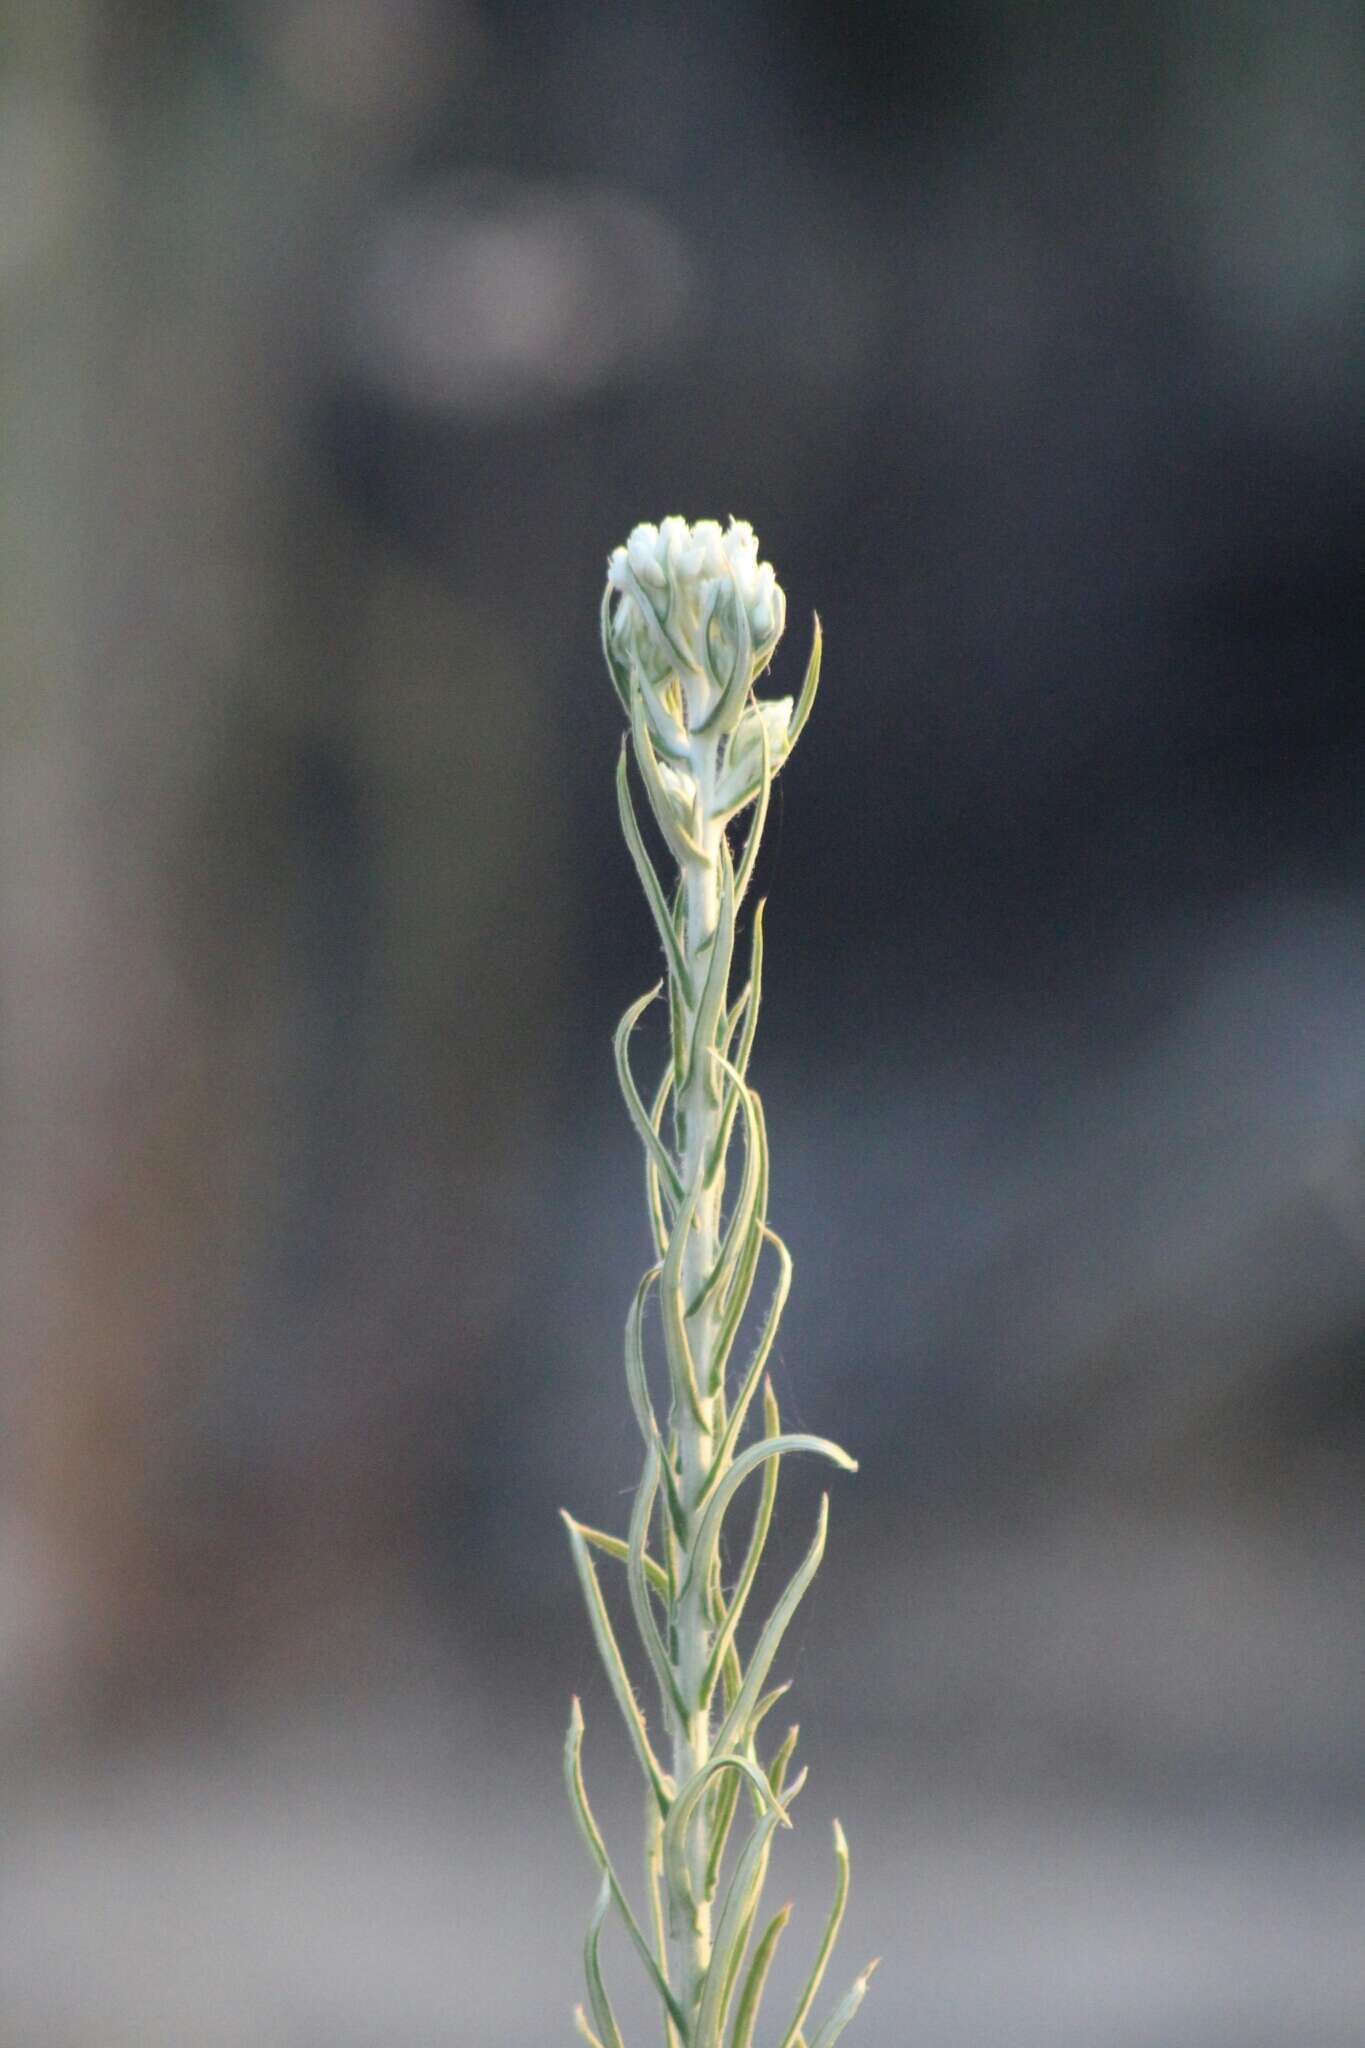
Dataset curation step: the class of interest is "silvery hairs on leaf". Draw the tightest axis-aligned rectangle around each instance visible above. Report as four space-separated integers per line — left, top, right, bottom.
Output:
563 518 873 2044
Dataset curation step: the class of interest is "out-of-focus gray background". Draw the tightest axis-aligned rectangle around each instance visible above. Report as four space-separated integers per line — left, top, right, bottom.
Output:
2 4 1363 2043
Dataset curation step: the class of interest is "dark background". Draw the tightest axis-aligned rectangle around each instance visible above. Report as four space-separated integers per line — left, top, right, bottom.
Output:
3 4 1362 2043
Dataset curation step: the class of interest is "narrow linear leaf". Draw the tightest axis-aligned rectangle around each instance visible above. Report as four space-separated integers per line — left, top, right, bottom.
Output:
574 2005 610 2048
701 1761 743 1904
732 712 771 906
663 1753 787 1916
684 837 737 1102
563 1518 672 1812
728 1903 792 2048
644 1800 683 2048
750 1683 793 1741
659 1171 708 1427
624 1264 669 1459
767 1723 800 1799
701 1382 783 1710
713 1493 840 1758
688 1061 765 1331
695 577 754 737
712 1766 802 2025
776 1820 852 2048
618 744 692 999
720 1634 743 1716
708 905 765 1184
704 1229 792 1491
647 1061 679 1262
668 965 687 1092
638 663 694 760
632 689 704 864
730 905 764 1086
779 1764 810 1810
805 1961 880 2048
629 1445 688 1721
616 987 684 1206
563 1700 689 2035
600 585 632 714
707 1122 775 1398
575 1520 669 1601
787 613 822 750
688 1436 855 1606
692 1805 786 2048
722 979 749 1049
584 1876 628 2048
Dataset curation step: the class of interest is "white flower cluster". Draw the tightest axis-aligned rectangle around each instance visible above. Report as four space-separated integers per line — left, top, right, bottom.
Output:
607 516 786 717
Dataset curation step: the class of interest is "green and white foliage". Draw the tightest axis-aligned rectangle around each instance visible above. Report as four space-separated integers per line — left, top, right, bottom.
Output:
564 518 875 2047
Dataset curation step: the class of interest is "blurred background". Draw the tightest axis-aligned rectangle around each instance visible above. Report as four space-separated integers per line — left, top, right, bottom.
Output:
2 3 1363 2043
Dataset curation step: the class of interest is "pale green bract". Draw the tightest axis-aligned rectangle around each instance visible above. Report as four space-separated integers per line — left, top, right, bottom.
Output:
565 518 874 2047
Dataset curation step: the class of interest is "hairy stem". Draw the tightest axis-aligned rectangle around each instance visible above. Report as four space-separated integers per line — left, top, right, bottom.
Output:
671 731 724 2010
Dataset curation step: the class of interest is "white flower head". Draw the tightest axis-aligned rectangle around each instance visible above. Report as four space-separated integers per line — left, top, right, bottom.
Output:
606 514 786 730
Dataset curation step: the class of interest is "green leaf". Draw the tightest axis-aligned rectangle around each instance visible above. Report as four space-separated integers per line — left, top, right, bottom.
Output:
689 1060 766 1336
632 689 704 864
638 664 694 760
750 1683 793 1745
707 1114 775 1397
563 1700 689 2035
624 1264 667 1455
643 1799 683 2048
574 2004 610 2048
689 1436 855 1606
701 1381 782 1710
563 1518 672 1813
575 1519 669 1600
668 958 687 1090
647 1066 675 1261
600 584 632 716
713 1491 843 1758
694 575 754 737
659 1169 708 1427
776 1821 852 2048
684 837 737 1103
618 744 693 999
621 1286 686 1552
732 711 772 904
701 1760 743 1904
663 1753 787 1917
629 1444 687 1720
805 1961 879 2048
692 1805 786 2048
787 613 822 751
584 1876 627 2048
704 1229 792 1490
615 986 684 1207
720 979 752 1066
733 906 764 1085
728 1903 792 2048
767 1722 800 1798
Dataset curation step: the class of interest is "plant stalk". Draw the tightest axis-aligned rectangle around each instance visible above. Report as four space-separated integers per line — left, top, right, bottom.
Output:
671 730 725 2012
566 520 872 2048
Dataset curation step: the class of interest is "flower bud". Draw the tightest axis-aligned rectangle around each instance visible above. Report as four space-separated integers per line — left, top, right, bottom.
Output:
605 515 786 729
713 695 794 816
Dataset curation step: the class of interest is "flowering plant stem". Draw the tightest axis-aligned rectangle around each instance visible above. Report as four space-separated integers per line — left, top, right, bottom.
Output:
563 520 875 2048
